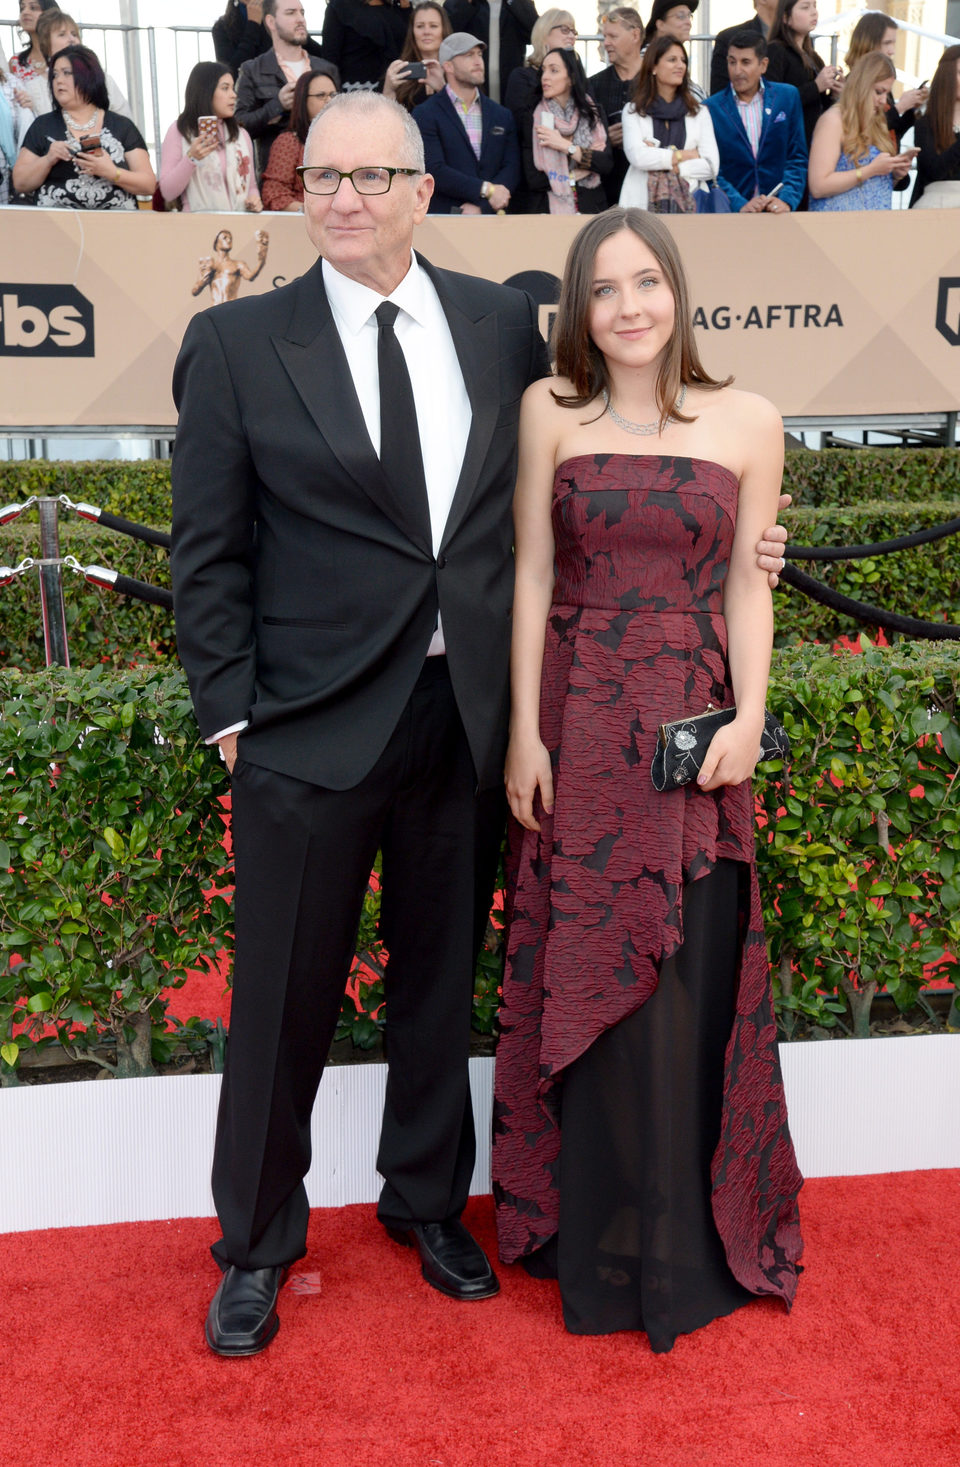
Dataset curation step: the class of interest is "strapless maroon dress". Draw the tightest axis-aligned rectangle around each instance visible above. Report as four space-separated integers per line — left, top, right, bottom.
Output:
492 454 803 1352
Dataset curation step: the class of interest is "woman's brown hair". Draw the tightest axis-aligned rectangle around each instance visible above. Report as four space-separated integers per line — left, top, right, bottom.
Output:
769 0 822 76
630 35 699 117
837 52 896 161
926 44 960 153
394 2 451 111
551 208 732 430
844 11 895 71
37 10 80 60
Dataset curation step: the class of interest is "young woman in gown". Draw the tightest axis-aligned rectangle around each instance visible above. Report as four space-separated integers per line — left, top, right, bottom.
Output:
492 207 803 1354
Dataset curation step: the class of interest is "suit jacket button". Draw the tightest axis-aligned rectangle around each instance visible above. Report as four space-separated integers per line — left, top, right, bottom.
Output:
436 554 447 569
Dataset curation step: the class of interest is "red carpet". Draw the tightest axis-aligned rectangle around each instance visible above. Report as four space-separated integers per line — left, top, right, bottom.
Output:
3 1173 959 1467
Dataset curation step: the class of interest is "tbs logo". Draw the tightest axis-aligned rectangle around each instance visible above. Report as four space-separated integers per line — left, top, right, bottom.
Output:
0 284 94 356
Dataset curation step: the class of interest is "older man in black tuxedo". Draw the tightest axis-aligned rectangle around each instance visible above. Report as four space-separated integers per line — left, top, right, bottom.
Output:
172 90 790 1358
173 91 548 1356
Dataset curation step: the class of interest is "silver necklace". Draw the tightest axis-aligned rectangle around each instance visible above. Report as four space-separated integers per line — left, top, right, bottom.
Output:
64 108 100 133
603 384 687 436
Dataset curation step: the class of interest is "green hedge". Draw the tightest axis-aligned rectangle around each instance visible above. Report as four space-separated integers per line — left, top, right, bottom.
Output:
0 460 171 528
0 665 500 1076
782 447 960 506
0 665 228 1078
0 447 957 529
760 640 960 1036
2 650 958 1077
776 500 960 646
8 500 956 668
0 522 174 671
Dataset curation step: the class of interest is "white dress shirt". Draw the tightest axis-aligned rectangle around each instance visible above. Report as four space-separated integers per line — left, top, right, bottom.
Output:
208 252 471 744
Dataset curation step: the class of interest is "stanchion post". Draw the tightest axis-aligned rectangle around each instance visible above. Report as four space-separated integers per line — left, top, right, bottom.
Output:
37 497 70 668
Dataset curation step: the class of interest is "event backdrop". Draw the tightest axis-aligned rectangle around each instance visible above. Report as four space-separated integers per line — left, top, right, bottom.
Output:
1 210 959 426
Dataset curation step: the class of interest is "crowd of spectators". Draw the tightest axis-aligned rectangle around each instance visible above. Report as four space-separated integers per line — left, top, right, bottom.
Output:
2 0 959 215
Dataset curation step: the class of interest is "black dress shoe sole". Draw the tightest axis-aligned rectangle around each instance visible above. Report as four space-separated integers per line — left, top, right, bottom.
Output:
385 1226 501 1301
204 1312 280 1357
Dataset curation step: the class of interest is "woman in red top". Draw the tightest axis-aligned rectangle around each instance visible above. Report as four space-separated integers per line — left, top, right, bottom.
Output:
261 62 339 211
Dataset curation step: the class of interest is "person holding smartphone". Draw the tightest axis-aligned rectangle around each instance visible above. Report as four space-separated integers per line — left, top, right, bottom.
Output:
12 43 155 208
160 61 262 213
382 2 450 112
808 52 917 212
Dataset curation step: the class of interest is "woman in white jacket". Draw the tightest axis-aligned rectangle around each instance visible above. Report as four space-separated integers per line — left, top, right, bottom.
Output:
619 36 718 211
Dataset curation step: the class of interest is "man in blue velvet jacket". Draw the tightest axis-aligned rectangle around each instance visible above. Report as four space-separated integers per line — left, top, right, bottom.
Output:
705 31 808 214
413 33 519 214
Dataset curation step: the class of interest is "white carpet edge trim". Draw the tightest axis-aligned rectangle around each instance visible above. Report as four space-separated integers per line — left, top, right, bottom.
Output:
2 1038 958 1233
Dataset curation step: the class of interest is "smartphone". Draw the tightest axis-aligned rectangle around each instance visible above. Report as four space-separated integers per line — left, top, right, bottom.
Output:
79 134 102 153
406 61 427 81
607 108 622 125
198 115 218 144
539 109 553 128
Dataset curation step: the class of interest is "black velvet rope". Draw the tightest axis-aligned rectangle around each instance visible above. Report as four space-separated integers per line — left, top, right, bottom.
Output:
96 511 171 551
109 574 173 610
786 515 960 561
779 563 960 640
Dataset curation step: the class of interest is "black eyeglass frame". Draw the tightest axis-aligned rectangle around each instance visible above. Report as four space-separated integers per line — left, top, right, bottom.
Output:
295 165 423 195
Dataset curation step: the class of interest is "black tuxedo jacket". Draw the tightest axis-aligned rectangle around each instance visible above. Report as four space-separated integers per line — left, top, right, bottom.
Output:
170 254 549 792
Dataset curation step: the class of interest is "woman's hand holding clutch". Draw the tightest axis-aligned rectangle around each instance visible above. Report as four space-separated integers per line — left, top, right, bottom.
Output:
696 714 765 791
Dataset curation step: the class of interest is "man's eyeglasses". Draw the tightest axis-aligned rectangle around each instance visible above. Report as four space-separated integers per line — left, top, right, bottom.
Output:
295 165 422 196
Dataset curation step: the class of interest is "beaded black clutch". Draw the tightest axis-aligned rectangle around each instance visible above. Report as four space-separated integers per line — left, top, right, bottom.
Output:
650 704 790 792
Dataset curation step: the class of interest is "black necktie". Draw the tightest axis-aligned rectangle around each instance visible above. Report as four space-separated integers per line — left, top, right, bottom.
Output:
375 301 428 514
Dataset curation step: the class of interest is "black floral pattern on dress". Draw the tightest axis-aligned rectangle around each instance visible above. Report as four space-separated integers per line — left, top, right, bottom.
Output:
493 454 803 1304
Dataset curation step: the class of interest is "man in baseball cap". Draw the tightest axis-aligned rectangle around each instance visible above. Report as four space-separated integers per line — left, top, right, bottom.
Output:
439 32 486 65
413 31 519 213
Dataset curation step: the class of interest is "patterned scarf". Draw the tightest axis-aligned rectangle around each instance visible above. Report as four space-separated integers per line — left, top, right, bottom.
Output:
531 96 605 215
182 124 255 212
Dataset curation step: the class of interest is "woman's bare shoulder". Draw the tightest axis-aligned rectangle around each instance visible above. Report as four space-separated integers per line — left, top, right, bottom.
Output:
693 384 781 433
523 373 563 403
522 373 578 423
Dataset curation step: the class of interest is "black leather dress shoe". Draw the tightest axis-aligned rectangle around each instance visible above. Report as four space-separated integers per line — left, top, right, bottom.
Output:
204 1264 287 1356
385 1220 500 1300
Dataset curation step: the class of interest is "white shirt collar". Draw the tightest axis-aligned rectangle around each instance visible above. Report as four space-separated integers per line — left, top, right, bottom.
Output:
322 252 431 337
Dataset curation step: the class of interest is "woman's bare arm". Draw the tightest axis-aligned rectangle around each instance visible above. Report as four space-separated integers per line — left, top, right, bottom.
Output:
504 380 562 831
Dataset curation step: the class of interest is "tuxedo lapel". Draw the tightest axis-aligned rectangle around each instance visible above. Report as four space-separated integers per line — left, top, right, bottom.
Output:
271 261 434 557
418 255 500 553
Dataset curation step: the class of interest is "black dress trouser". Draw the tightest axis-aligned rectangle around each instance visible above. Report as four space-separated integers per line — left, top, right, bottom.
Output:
211 658 505 1270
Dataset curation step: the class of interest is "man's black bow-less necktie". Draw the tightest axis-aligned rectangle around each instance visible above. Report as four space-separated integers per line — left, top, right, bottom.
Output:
375 301 428 512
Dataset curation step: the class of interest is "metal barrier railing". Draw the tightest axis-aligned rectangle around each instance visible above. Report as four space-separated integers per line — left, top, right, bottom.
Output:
1 495 172 667
2 11 957 174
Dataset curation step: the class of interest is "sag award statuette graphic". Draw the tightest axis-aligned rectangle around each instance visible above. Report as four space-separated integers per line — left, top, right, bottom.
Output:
192 229 270 307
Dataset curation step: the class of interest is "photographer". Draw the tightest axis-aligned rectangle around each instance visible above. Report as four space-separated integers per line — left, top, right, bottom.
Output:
159 61 263 213
382 2 449 112
12 43 155 208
